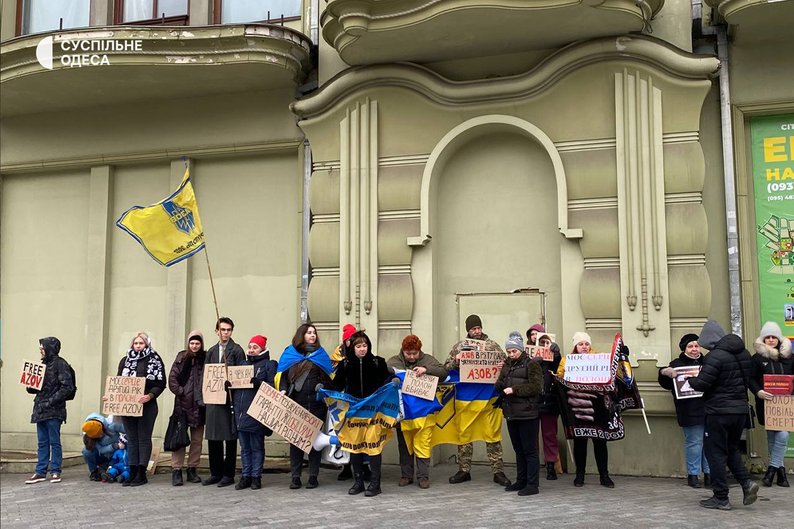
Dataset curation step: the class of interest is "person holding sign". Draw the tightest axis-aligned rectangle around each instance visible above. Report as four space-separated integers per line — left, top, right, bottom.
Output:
167 330 207 486
114 332 165 487
556 332 614 488
657 333 710 488
203 317 245 487
24 337 76 485
386 334 448 489
444 314 510 487
277 323 333 490
527 324 562 481
495 332 543 496
687 320 759 510
232 335 277 491
333 331 394 497
748 321 792 487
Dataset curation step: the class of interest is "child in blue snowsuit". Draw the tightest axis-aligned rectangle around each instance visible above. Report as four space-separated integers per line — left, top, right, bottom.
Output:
104 434 130 483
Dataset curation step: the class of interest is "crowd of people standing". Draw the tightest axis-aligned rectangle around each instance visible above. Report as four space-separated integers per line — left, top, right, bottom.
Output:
23 315 792 510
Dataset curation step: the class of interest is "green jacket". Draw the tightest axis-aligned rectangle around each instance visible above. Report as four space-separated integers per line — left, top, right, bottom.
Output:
387 351 448 379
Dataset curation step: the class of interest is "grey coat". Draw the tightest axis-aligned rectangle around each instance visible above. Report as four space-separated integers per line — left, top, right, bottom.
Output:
204 338 245 441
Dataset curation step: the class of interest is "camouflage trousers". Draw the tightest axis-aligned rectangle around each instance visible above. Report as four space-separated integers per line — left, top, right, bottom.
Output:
457 441 504 473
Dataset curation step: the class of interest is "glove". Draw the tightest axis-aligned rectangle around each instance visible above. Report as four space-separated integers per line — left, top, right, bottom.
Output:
250 377 258 385
223 380 232 390
315 383 324 392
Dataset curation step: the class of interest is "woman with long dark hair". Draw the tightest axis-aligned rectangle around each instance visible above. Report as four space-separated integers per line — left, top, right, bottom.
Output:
277 323 333 489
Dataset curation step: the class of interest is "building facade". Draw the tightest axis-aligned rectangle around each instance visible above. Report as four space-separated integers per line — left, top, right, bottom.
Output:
1 0 792 474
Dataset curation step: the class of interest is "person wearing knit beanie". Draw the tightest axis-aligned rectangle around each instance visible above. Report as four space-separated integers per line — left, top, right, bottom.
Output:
465 314 483 334
751 321 793 488
505 331 524 352
82 419 104 440
342 324 357 342
571 332 592 352
248 335 268 353
445 314 510 487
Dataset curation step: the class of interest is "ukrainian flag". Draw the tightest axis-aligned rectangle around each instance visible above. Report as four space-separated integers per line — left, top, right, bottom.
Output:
395 370 444 458
429 370 503 446
116 168 205 267
319 383 400 456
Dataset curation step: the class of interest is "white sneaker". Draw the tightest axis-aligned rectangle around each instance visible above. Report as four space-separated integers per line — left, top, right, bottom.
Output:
25 473 46 484
50 473 62 483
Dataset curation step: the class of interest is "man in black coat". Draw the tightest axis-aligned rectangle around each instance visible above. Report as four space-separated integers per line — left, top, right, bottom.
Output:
202 317 245 487
25 337 76 484
688 320 759 510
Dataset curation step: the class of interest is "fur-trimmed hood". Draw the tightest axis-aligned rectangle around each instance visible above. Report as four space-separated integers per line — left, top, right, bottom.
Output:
753 335 792 361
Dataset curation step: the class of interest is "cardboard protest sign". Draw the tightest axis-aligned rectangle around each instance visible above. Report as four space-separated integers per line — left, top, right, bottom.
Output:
401 369 439 401
672 366 704 400
202 363 228 404
764 374 794 396
562 353 613 385
19 360 46 390
765 396 794 432
227 365 254 389
459 339 502 384
246 382 323 453
528 346 553 362
102 376 145 416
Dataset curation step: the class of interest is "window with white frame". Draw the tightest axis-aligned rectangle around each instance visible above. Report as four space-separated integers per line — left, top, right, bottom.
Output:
20 0 90 35
220 0 300 23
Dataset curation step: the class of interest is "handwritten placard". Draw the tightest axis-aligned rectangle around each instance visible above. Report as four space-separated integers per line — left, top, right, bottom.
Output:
764 374 794 396
562 353 613 384
672 366 704 400
202 363 228 404
246 383 323 453
528 346 553 362
459 350 503 384
102 376 145 417
401 370 439 401
227 365 254 389
765 395 794 432
19 360 46 390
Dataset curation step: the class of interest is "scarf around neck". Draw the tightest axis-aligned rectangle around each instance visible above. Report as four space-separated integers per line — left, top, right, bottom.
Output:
122 347 165 382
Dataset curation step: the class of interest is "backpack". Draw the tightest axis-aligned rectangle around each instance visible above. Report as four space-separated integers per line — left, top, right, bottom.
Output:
61 358 77 401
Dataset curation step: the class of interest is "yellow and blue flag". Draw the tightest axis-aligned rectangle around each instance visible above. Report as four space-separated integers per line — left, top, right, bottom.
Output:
319 383 400 456
116 168 205 267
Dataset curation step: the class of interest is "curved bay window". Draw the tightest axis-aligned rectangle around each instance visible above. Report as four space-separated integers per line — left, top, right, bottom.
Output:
18 0 90 35
115 0 189 25
215 0 300 23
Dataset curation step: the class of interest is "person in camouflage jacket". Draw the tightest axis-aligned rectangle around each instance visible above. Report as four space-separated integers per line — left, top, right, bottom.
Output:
444 314 510 487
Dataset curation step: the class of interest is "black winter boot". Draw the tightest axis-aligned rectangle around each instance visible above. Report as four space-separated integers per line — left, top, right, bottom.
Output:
235 477 252 490
777 467 790 487
687 474 702 488
186 467 202 483
130 464 148 487
348 473 365 495
703 473 711 488
251 477 262 490
122 465 138 487
172 469 183 486
546 462 557 481
365 477 382 497
762 466 776 487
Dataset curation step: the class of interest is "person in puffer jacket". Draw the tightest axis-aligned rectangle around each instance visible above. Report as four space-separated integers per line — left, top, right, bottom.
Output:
495 331 543 497
81 412 125 481
748 321 793 488
688 320 759 510
103 434 130 483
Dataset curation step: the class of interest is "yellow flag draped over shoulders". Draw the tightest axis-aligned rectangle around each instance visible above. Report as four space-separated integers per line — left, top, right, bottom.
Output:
116 168 205 266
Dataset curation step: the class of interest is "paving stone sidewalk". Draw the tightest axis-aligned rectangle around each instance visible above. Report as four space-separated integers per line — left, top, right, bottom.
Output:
1 463 789 528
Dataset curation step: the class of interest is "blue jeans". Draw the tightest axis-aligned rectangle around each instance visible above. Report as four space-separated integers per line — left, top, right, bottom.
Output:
36 419 63 476
767 429 789 468
682 425 710 475
81 447 109 473
238 431 265 478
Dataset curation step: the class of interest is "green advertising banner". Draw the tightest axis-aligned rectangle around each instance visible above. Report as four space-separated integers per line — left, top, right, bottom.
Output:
750 115 794 339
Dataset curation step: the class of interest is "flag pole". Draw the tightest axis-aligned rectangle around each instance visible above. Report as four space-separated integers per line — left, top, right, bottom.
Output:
203 246 220 322
182 157 220 322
